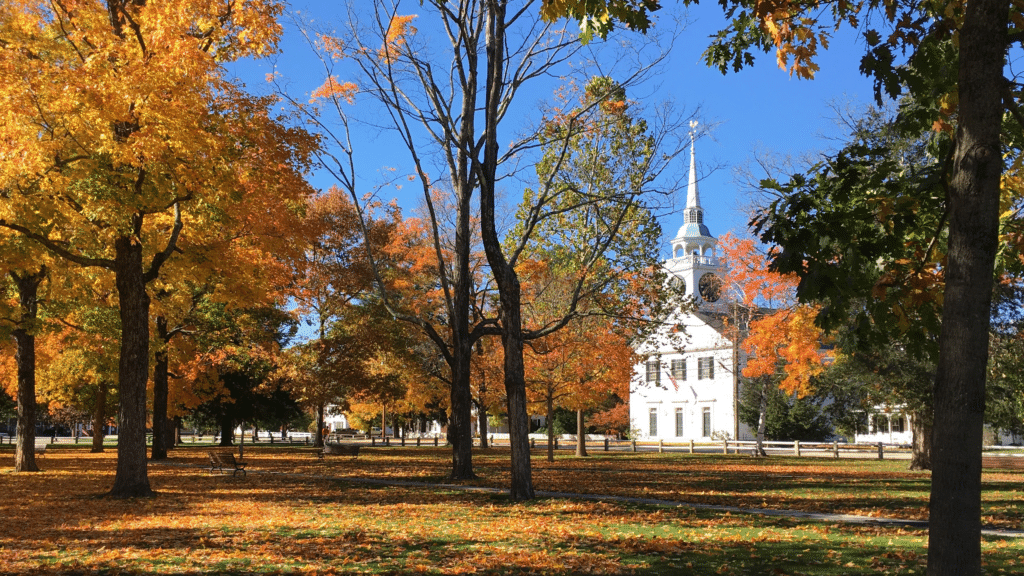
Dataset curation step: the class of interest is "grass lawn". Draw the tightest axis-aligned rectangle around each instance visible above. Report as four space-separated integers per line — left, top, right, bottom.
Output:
0 445 1019 575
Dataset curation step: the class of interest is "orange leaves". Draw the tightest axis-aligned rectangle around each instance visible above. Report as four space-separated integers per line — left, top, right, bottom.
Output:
380 14 417 63
310 76 358 104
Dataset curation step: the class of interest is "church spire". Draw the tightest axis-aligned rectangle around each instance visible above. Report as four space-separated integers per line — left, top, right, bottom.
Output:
684 121 703 226
686 121 701 212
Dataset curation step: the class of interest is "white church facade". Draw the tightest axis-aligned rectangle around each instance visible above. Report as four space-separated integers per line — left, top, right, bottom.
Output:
630 127 755 442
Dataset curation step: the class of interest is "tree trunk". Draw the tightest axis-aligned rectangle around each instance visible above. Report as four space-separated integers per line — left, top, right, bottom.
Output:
315 402 325 447
448 332 476 479
91 381 109 453
170 416 180 448
477 398 489 448
546 391 555 462
151 316 169 460
575 409 588 457
11 268 45 473
219 416 234 446
108 237 155 498
909 411 932 471
755 377 770 457
479 0 533 501
927 1 1005 573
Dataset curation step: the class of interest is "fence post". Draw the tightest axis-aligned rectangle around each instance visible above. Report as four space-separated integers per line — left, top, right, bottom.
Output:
554 439 559 451
833 441 839 459
401 435 406 447
794 440 801 457
371 437 376 447
877 442 884 460
531 438 535 449
434 435 438 446
659 439 664 453
416 437 421 447
604 438 609 452
631 439 637 453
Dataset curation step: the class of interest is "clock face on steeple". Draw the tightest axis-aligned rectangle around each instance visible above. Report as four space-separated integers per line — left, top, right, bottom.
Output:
669 276 687 297
698 272 722 302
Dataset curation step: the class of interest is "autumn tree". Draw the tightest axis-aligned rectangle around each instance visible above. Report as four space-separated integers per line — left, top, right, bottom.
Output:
545 0 1015 570
188 305 298 446
289 187 403 447
0 1 314 497
715 234 830 456
0 245 47 472
286 1 675 500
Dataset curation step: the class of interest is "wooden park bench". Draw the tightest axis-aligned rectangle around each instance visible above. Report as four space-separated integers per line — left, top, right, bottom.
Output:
208 451 247 476
34 438 49 457
982 454 1024 472
320 443 361 460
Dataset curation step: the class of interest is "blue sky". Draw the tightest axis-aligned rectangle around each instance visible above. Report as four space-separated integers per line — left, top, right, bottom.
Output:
229 2 880 257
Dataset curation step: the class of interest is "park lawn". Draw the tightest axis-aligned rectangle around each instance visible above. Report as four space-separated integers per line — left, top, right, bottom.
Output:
213 445 1022 529
0 447 1018 575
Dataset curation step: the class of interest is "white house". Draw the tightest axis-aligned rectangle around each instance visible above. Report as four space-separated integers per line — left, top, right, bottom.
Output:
630 128 754 442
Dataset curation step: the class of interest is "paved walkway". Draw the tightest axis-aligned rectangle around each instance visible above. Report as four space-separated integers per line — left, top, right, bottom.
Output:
158 460 1024 539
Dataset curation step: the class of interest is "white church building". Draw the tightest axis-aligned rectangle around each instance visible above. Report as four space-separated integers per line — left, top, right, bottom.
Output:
630 129 755 442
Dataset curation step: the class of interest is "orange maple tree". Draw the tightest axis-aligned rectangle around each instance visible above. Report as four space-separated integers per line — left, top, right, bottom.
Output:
718 233 831 455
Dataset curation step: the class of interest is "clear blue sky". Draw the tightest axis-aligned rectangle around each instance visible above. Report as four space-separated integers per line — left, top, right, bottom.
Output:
229 2 879 256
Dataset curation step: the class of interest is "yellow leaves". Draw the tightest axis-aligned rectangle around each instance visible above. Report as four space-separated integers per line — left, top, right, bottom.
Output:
310 76 358 104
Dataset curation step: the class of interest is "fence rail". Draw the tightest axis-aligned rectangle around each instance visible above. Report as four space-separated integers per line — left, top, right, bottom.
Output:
2 432 1020 464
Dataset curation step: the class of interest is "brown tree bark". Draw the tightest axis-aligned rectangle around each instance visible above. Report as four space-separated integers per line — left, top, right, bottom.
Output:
108 237 155 498
575 409 588 457
927 0 1006 573
11 268 46 473
91 381 109 453
315 402 326 448
909 411 932 471
477 399 489 448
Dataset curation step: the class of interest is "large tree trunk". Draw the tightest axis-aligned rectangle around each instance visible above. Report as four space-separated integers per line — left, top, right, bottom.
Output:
909 411 932 471
448 331 476 479
11 268 45 472
151 316 170 460
479 0 534 501
927 1 1005 573
575 409 588 457
109 238 155 498
219 416 234 446
91 381 109 453
315 402 326 447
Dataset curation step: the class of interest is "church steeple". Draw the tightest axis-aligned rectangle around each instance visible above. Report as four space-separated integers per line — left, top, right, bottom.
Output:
667 122 721 304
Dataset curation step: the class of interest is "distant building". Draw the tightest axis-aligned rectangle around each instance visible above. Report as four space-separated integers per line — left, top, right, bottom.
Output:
630 127 754 442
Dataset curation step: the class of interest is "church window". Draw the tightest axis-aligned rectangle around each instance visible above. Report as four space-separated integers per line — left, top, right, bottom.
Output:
649 408 658 436
671 359 686 381
675 408 684 437
698 357 714 379
702 407 711 437
645 359 660 384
